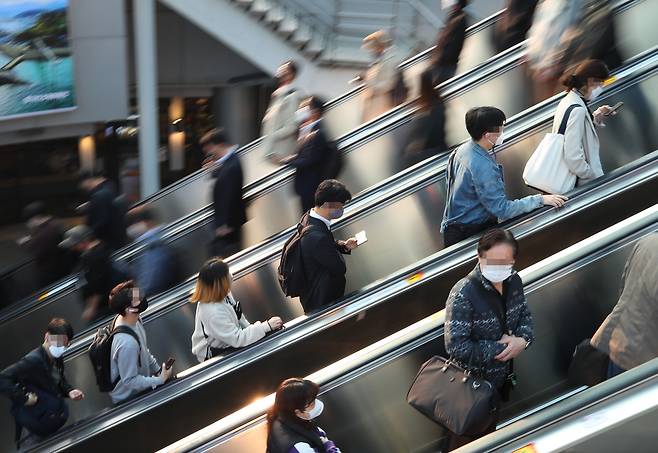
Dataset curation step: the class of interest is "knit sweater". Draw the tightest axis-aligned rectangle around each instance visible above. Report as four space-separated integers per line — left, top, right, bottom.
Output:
445 265 534 388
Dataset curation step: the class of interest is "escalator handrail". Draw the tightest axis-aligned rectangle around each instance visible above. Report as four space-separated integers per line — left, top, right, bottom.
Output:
2 0 643 324
34 159 658 452
158 208 658 452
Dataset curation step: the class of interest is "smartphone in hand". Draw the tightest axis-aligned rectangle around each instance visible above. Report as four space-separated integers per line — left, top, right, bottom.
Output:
165 357 175 370
355 230 368 246
605 101 624 115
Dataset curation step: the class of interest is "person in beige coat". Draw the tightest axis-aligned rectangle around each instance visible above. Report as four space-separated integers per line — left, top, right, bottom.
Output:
554 59 618 191
361 30 399 122
591 233 658 378
263 61 303 160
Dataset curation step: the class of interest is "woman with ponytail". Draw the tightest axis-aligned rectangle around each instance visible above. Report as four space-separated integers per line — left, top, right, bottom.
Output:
267 378 341 453
552 59 618 191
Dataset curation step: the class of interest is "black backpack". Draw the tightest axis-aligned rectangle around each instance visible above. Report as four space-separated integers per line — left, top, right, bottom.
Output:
278 221 317 298
322 140 343 181
88 317 141 392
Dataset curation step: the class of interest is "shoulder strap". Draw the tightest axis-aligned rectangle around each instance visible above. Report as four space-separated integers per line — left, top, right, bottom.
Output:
444 151 457 219
112 325 142 367
557 104 582 135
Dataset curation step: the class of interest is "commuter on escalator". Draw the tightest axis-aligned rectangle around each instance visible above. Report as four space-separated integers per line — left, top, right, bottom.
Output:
78 172 127 250
59 225 128 322
190 258 283 362
0 318 85 449
126 205 180 297
108 281 174 404
263 60 304 161
294 180 359 313
429 0 468 85
402 69 448 169
274 96 339 214
440 106 567 247
492 0 539 53
443 229 534 450
18 201 76 288
267 378 341 453
201 128 247 259
361 30 399 122
590 233 658 379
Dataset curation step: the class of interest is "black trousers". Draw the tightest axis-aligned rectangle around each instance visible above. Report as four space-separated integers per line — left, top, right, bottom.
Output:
443 219 498 248
209 229 242 259
443 417 497 451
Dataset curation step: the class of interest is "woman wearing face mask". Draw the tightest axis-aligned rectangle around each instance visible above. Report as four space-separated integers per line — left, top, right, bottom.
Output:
266 378 341 453
555 59 615 190
190 258 283 362
443 229 534 450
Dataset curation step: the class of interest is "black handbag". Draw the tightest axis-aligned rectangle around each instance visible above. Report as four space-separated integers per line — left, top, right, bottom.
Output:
568 339 609 386
406 355 500 436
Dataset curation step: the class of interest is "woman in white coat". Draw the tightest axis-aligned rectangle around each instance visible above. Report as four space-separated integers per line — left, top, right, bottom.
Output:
554 59 617 190
190 258 283 362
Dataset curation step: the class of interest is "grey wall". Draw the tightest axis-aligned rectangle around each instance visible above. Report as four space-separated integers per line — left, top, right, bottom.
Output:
0 0 129 146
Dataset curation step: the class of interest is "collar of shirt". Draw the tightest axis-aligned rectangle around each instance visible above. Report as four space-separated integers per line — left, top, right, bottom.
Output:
299 119 321 138
309 209 332 229
216 145 239 166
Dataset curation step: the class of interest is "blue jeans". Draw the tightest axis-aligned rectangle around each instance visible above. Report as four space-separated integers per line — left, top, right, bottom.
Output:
607 360 626 379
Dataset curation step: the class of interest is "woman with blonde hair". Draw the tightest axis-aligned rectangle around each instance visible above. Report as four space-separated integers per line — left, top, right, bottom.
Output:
190 258 283 362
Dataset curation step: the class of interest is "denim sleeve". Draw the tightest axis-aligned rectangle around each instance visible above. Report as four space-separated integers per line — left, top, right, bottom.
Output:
471 159 543 221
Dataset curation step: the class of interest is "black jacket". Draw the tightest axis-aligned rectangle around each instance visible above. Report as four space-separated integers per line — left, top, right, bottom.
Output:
299 215 350 312
0 346 72 406
404 102 447 166
493 0 539 52
211 152 247 231
433 9 467 68
87 180 126 249
289 123 332 202
267 418 325 453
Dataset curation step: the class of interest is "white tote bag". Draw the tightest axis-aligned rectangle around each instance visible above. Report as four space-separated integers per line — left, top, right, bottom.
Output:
523 104 582 195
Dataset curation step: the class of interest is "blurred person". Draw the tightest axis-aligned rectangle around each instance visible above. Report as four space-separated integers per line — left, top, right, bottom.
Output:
126 205 180 297
200 129 247 259
591 234 658 378
296 180 359 313
263 60 303 160
108 281 174 404
402 69 448 168
492 0 539 53
552 59 617 190
361 30 399 121
276 96 338 214
267 378 341 453
190 258 283 362
59 225 127 322
443 229 533 450
430 0 469 85
441 106 567 247
0 318 84 448
19 201 76 287
526 0 583 101
79 172 127 250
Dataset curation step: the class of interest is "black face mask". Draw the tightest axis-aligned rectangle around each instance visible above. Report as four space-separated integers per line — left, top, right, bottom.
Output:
137 296 149 312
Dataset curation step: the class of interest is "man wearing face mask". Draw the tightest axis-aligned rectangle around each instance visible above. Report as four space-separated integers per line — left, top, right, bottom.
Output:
200 128 247 258
296 180 358 313
108 281 173 404
443 229 533 449
263 60 303 161
0 318 84 447
441 106 567 247
277 96 338 214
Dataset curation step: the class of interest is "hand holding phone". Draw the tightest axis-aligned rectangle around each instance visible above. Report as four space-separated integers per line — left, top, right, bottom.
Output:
604 101 623 116
355 230 368 246
164 357 175 370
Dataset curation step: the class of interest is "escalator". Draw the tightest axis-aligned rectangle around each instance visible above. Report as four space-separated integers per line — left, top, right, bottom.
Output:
158 206 658 453
1 0 650 312
18 143 658 452
0 0 655 372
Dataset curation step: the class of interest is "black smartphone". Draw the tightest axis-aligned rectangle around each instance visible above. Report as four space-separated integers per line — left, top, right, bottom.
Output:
164 357 175 370
606 101 624 115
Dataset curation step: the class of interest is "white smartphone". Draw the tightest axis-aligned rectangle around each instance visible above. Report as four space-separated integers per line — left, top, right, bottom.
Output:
355 230 368 246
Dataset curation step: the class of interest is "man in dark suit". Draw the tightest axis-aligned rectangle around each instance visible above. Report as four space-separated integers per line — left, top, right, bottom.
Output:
201 128 247 258
277 96 336 214
79 173 127 250
298 180 359 312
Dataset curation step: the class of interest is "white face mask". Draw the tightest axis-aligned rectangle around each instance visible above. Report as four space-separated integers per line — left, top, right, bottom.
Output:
481 264 513 283
589 85 603 101
296 106 311 124
486 130 505 148
48 345 68 358
298 399 324 420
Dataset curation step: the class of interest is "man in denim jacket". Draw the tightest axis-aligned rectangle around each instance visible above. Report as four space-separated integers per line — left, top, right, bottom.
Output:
441 106 567 247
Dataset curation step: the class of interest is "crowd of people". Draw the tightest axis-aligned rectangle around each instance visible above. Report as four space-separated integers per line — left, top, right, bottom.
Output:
1 0 652 450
